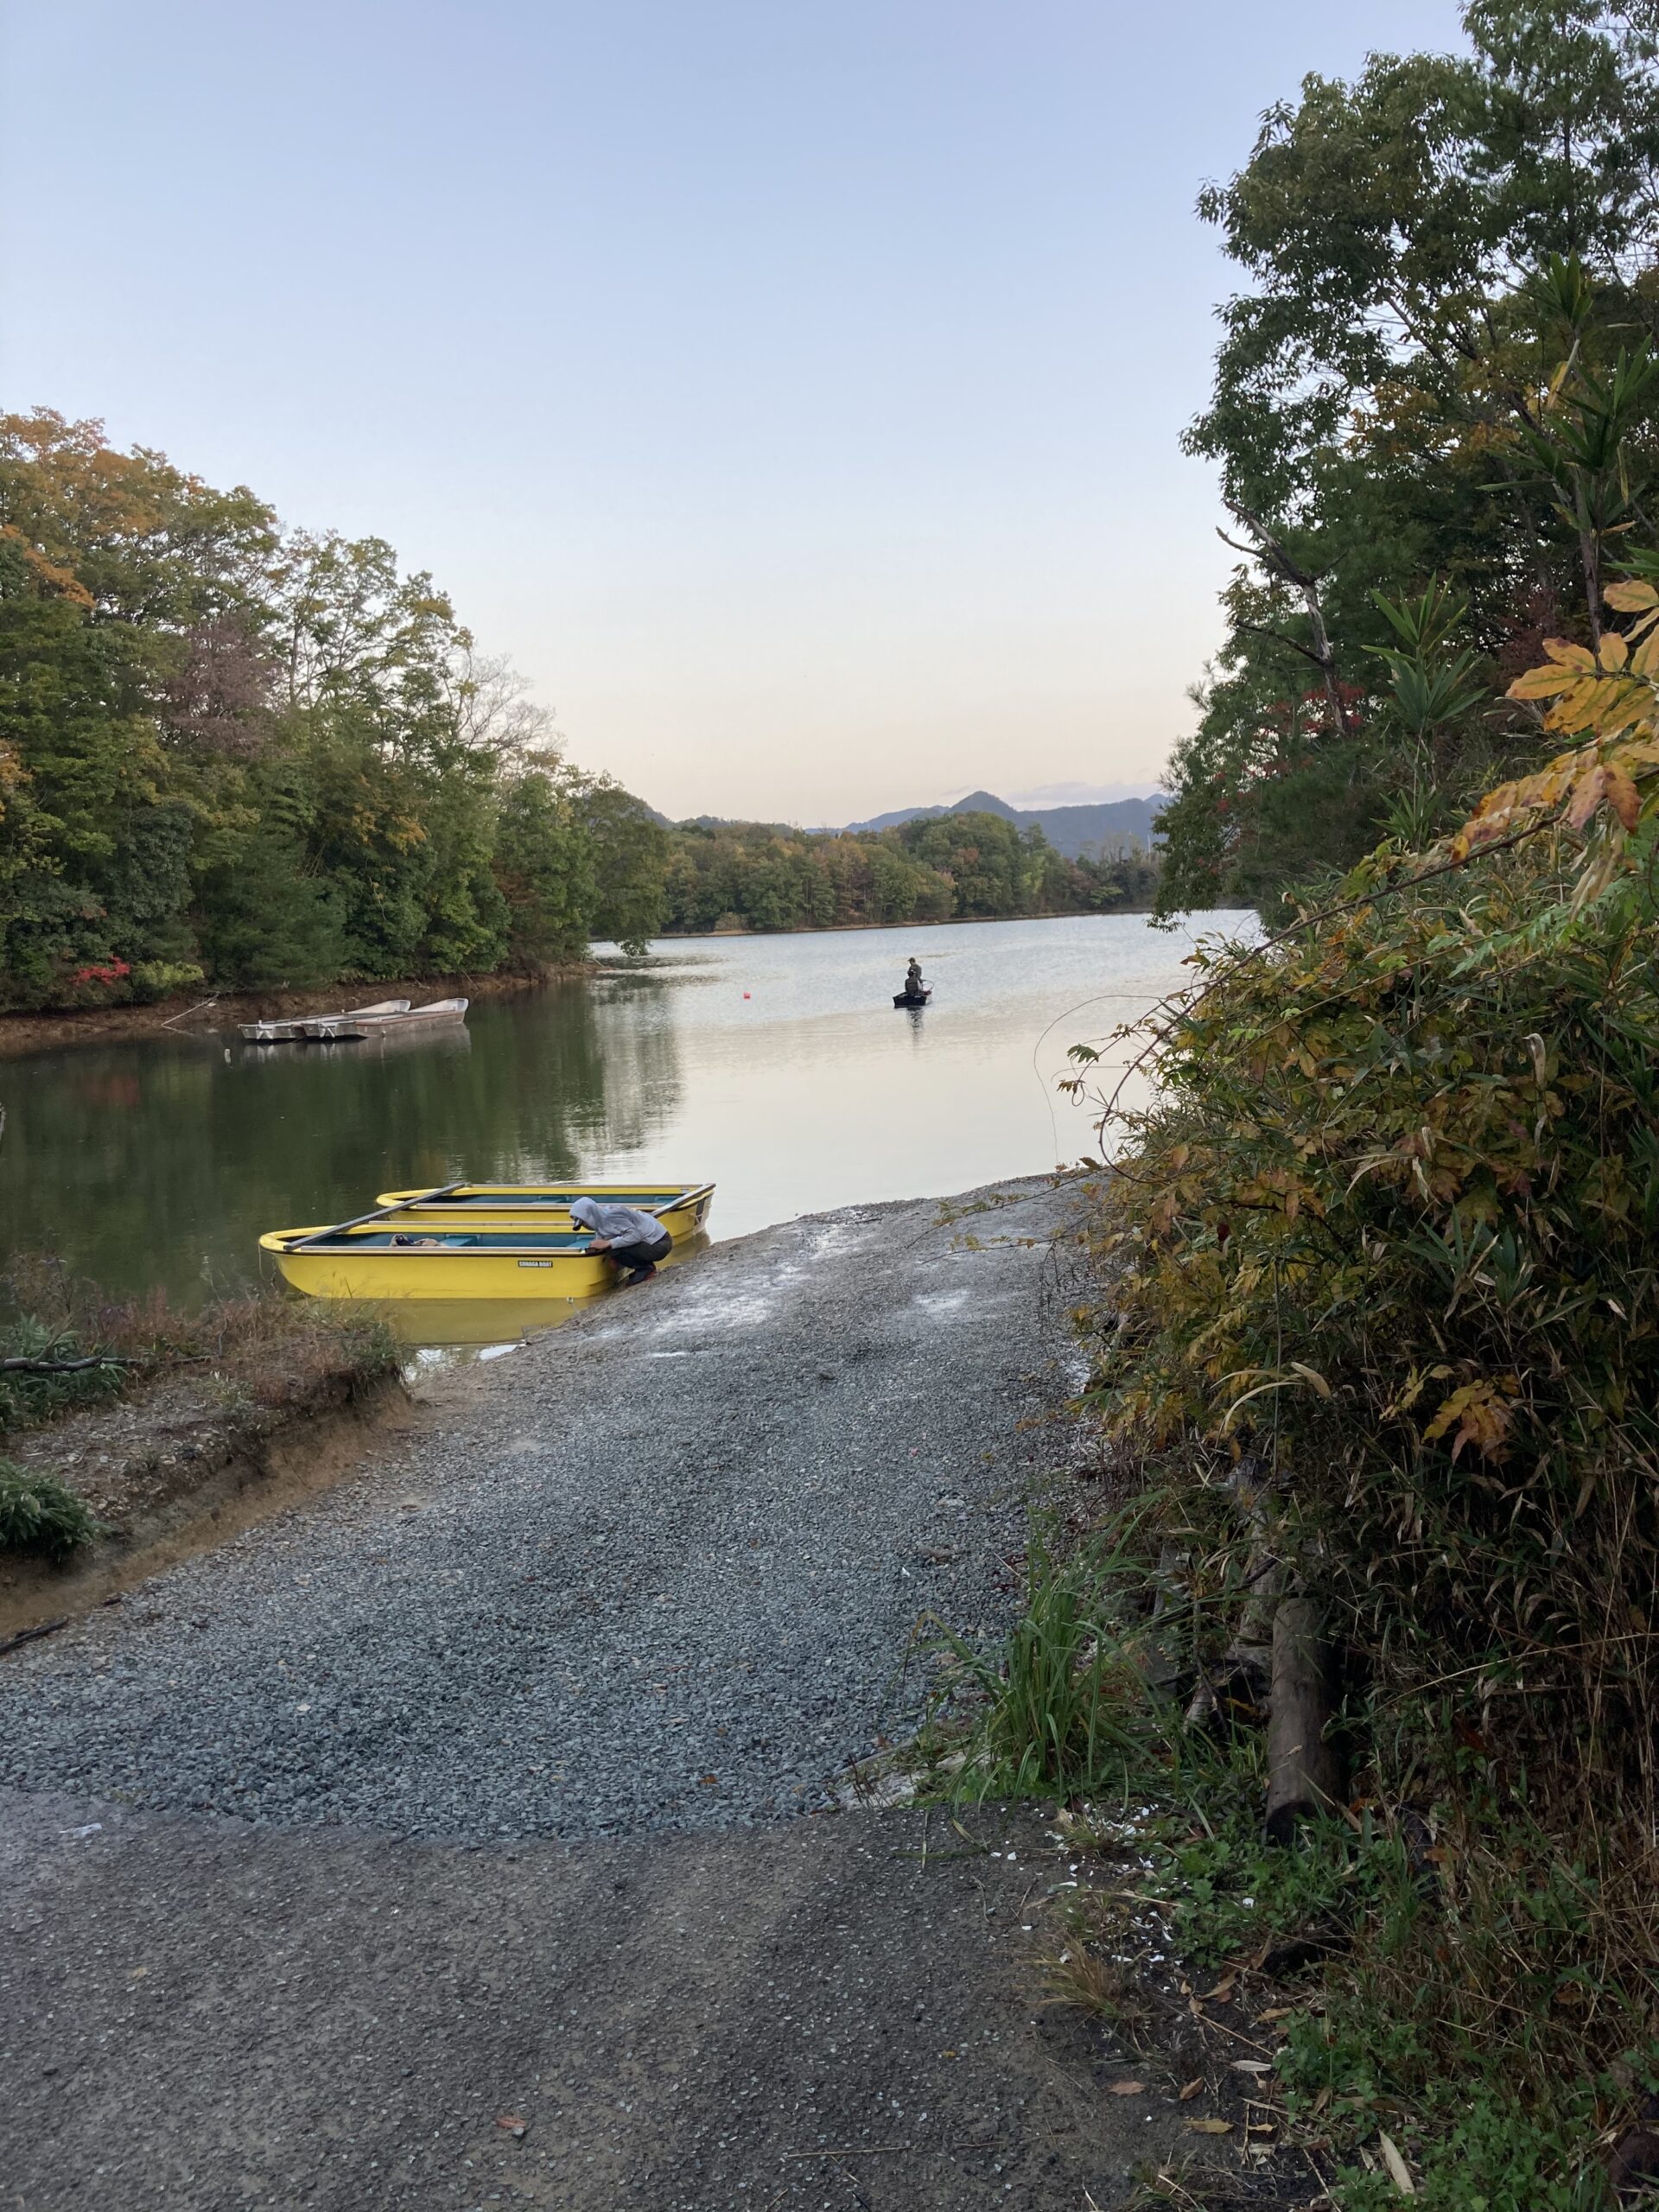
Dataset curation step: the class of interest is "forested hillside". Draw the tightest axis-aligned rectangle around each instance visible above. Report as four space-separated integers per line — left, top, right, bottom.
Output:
661 809 1157 934
0 411 667 1009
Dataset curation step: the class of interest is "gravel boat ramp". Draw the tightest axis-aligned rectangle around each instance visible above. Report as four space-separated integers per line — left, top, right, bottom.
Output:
0 1179 1181 2209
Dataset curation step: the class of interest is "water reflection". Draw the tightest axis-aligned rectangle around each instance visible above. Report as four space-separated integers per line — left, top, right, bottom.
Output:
370 1231 712 1350
1 913 1252 1331
2 975 684 1308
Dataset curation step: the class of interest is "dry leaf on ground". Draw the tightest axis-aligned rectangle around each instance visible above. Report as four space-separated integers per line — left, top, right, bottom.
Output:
1378 2131 1415 2195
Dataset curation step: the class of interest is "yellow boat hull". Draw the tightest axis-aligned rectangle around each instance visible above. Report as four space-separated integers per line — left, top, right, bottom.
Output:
261 1229 618 1301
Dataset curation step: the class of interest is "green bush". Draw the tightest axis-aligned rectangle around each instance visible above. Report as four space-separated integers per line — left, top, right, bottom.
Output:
0 1461 101 1560
1060 588 1659 2185
1084 816 1659 1797
130 959 206 1002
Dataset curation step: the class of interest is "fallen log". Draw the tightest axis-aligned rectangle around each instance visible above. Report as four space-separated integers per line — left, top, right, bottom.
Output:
1265 1593 1340 1842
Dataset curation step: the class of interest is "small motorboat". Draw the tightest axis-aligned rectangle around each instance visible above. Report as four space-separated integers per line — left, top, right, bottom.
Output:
240 998 409 1043
301 996 468 1041
374 1180 715 1244
264 1180 715 1300
893 989 931 1007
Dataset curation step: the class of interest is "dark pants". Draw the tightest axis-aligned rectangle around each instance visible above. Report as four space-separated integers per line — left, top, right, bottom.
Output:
606 1230 671 1279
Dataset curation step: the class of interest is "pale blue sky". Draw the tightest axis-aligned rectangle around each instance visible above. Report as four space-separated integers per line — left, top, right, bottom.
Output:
1 1 1466 821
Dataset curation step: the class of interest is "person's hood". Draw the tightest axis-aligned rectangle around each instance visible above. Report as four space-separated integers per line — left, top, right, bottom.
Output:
570 1198 601 1231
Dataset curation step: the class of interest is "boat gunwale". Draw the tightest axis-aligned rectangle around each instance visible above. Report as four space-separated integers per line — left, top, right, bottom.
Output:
372 1180 715 1217
261 1226 600 1256
240 996 412 1041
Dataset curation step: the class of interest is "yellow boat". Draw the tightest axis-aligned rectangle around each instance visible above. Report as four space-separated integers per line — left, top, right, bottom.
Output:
374 1180 715 1244
262 1221 622 1301
262 1181 715 1301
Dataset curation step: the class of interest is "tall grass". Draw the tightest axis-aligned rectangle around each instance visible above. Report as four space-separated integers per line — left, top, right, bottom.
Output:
1 1251 397 1443
924 1523 1162 1796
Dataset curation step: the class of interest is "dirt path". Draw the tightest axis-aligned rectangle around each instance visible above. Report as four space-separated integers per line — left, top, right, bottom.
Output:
0 1180 1179 2209
1 1789 1179 2211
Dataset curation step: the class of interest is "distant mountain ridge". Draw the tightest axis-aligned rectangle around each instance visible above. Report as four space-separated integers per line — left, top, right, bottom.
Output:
836 787 1162 861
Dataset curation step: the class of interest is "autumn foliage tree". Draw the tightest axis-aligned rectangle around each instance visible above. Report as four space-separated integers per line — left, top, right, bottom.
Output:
0 410 666 1006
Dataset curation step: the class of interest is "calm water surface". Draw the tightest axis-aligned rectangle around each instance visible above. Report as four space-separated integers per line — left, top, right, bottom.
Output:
1 913 1249 1330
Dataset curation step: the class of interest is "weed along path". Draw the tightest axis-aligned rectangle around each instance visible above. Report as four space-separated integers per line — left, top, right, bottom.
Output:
0 1180 1183 2209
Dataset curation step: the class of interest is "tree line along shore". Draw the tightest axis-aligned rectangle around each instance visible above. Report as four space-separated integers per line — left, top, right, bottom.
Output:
0 412 1156 1017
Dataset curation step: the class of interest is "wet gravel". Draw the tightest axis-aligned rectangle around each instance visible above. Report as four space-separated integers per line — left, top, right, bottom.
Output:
0 1179 1078 1841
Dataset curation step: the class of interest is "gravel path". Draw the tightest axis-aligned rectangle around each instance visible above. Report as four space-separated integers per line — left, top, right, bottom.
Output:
0 1179 1191 2212
0 1179 1078 1840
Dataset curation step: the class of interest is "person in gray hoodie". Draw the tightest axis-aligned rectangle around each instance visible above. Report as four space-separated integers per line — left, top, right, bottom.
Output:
569 1196 672 1283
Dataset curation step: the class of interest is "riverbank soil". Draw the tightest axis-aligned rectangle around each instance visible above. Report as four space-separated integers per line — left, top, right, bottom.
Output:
0 1179 1185 2210
0 1300 401 1640
0 1369 408 1641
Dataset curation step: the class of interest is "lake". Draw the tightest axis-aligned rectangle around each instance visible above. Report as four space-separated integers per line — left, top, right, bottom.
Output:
0 912 1249 1339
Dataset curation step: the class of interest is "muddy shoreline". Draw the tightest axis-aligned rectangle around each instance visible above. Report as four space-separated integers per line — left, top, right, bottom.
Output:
0 1364 421 1643
0 961 594 1058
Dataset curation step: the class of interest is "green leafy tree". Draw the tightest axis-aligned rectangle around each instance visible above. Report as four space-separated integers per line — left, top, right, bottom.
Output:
896 810 1048 915
194 829 345 987
493 766 594 969
1160 2 1659 921
0 410 682 1005
577 779 671 953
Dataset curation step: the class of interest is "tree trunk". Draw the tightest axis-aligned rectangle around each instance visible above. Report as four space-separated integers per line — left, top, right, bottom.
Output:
1265 1595 1339 1842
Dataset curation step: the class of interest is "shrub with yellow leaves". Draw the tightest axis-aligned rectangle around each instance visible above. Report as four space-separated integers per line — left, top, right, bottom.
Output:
1456 573 1659 906
1077 573 1659 1826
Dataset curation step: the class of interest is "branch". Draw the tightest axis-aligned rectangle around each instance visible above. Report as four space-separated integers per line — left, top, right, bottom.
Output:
1220 504 1325 590
0 1355 139 1376
1236 621 1332 673
1220 506 1348 734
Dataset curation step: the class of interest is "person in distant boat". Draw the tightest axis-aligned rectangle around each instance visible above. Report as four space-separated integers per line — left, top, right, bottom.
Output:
570 1196 672 1284
904 957 925 999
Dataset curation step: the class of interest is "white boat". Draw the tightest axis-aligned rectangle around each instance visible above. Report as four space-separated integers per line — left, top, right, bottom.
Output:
301 996 469 1041
240 998 410 1044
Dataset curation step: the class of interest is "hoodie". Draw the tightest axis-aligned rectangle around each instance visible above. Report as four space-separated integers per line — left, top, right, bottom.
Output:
569 1198 666 1248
